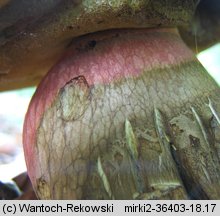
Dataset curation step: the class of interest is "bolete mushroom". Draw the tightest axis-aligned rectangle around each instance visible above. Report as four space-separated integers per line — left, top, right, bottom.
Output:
1 0 220 199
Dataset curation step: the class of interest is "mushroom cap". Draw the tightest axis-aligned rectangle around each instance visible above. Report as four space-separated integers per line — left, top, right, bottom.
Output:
0 0 219 91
